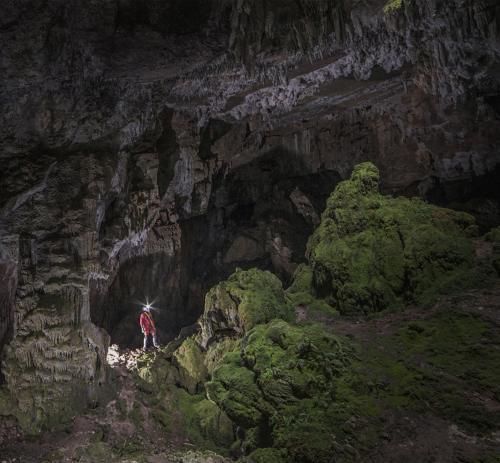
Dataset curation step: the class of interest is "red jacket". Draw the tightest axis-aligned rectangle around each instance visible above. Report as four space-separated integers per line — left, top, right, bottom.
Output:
139 311 156 335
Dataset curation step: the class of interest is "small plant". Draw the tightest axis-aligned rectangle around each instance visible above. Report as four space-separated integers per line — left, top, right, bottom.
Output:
383 0 403 14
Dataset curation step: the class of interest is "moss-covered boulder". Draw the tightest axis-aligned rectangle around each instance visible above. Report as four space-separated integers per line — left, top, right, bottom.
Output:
286 264 338 318
193 399 235 449
206 320 354 461
485 226 500 243
306 162 475 314
206 350 271 429
204 338 242 376
135 351 179 391
200 268 292 347
173 336 209 394
162 387 234 453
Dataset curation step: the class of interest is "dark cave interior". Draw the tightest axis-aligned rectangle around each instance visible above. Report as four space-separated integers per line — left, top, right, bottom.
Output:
88 147 344 350
1 0 500 460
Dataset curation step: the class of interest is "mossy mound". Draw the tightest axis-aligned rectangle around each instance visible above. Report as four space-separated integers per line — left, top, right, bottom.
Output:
200 268 292 347
170 388 235 452
204 338 242 376
286 264 338 317
485 226 500 243
204 307 500 462
135 350 179 391
306 162 476 314
146 385 234 453
206 320 355 461
173 335 209 394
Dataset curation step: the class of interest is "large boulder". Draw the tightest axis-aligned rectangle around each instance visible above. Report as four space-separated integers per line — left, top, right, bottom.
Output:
205 320 354 460
173 335 209 394
200 268 292 348
306 162 476 314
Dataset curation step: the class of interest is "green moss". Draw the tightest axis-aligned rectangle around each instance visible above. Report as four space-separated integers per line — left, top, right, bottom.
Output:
245 447 288 463
206 320 356 461
202 304 500 461
206 350 270 429
383 0 403 13
174 336 208 394
171 387 234 453
337 311 500 439
485 226 500 242
203 268 292 338
136 352 179 391
205 338 241 375
287 264 314 295
113 438 147 459
128 402 144 430
286 265 338 317
305 162 475 314
194 399 235 448
271 398 360 462
152 405 171 431
386 312 500 430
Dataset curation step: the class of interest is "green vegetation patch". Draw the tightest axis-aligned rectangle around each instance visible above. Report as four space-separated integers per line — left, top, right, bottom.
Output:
206 320 356 462
338 311 500 439
383 0 403 14
201 268 293 345
485 226 500 243
286 264 338 317
170 387 234 454
173 335 208 394
306 162 475 314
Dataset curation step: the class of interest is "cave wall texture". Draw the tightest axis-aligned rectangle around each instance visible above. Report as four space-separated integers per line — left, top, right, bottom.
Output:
0 0 499 431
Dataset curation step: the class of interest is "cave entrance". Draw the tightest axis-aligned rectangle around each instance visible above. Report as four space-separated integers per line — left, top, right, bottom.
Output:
90 253 203 351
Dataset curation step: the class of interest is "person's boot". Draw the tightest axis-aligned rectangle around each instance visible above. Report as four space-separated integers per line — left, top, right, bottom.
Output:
153 335 160 349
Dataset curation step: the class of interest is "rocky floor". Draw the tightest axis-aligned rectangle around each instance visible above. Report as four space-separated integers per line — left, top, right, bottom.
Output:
0 346 229 463
2 280 500 463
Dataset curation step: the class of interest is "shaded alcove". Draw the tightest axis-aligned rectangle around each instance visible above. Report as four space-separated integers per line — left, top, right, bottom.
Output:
90 252 203 350
88 144 345 352
197 146 343 283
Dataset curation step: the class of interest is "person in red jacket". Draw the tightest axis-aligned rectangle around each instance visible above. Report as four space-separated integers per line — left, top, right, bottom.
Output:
139 305 159 351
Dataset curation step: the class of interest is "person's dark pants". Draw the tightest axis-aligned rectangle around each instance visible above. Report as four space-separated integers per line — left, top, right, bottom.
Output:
143 332 159 350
